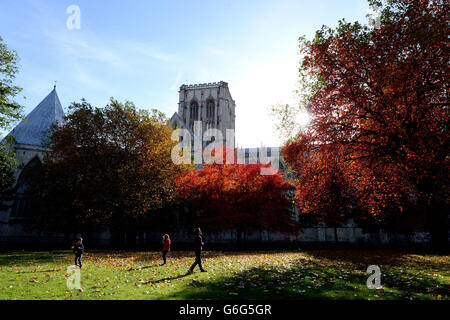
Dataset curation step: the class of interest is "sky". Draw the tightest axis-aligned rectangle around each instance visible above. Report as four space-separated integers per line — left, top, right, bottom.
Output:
0 0 371 147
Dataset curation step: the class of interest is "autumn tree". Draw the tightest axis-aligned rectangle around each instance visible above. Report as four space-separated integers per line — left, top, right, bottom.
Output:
175 148 296 243
283 0 449 247
25 99 191 245
284 136 355 242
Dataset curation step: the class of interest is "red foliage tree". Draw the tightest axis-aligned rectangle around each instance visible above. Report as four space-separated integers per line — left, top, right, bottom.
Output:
284 136 353 242
175 148 296 243
283 0 449 247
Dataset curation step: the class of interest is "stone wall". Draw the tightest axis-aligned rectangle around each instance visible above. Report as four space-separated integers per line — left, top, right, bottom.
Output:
142 227 431 247
0 144 47 226
0 223 432 247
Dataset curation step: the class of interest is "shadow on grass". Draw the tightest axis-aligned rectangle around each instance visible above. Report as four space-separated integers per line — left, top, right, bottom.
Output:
0 250 232 267
304 248 446 261
127 265 162 271
0 251 68 267
89 250 299 263
143 273 191 285
15 269 61 274
164 257 449 300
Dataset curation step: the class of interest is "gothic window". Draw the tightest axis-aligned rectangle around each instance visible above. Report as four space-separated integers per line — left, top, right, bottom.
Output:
206 100 215 119
190 101 199 120
206 121 214 131
11 156 41 219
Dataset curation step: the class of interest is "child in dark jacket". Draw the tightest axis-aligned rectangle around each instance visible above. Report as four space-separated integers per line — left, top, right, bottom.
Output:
161 234 171 265
71 237 84 269
188 228 206 273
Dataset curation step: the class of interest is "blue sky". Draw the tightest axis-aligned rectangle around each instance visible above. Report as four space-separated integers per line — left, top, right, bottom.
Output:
0 0 370 146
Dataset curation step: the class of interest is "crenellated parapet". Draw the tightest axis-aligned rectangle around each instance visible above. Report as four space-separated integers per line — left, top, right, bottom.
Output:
179 81 228 90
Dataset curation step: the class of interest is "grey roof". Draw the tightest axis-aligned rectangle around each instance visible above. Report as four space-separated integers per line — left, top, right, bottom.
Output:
169 112 196 138
6 87 65 147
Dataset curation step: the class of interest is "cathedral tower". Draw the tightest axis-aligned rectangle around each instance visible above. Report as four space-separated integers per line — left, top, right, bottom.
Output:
169 81 235 147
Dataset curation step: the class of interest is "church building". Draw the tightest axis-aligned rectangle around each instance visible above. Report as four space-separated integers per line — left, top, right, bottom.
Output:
0 83 430 245
0 86 65 243
169 81 236 150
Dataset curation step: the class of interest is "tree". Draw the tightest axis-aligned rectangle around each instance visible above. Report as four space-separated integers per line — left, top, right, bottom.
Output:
0 145 15 208
25 98 191 245
283 137 353 243
283 0 449 247
270 36 324 143
0 35 23 199
175 147 296 243
0 36 23 132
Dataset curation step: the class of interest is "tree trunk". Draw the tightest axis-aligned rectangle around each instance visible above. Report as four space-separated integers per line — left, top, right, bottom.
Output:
429 207 448 251
236 230 242 246
419 177 448 251
334 227 339 244
126 231 137 248
112 230 125 248
64 232 72 247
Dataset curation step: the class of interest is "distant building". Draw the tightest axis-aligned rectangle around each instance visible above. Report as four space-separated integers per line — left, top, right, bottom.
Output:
0 84 432 246
169 81 236 145
0 86 65 242
169 82 288 171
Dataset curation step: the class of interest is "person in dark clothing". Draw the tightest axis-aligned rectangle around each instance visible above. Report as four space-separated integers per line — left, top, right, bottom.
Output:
161 234 171 265
71 237 84 269
188 227 206 273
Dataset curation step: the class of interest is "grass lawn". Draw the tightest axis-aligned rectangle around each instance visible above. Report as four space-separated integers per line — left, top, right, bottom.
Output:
0 249 448 300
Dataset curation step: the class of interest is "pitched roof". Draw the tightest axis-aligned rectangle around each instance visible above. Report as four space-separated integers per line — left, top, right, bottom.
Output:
6 87 65 147
169 112 196 138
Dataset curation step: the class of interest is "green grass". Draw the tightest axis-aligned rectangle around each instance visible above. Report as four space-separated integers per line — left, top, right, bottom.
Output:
0 250 448 300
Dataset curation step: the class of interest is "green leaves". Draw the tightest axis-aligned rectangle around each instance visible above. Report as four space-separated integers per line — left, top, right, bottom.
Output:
24 98 191 236
0 35 23 130
0 36 23 199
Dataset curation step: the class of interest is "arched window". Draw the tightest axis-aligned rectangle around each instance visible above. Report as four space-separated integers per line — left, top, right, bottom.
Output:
190 101 199 120
205 121 214 131
11 156 41 219
206 100 215 119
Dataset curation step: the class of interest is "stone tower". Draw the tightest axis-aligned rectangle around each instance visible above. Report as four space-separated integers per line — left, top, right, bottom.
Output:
169 81 236 146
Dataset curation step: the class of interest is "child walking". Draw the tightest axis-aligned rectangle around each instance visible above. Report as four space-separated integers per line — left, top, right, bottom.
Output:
71 236 84 269
161 234 171 265
188 227 206 273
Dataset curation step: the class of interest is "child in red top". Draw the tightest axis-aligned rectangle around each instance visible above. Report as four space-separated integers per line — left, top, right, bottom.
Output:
161 234 171 265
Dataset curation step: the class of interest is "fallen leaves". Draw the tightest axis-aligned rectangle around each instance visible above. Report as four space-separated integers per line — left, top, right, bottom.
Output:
0 250 449 301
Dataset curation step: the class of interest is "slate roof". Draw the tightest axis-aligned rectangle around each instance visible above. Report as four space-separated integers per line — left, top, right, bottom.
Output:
6 87 65 147
169 112 196 138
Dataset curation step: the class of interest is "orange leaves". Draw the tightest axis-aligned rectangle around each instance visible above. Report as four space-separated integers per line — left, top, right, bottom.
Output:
174 158 296 234
283 0 449 232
